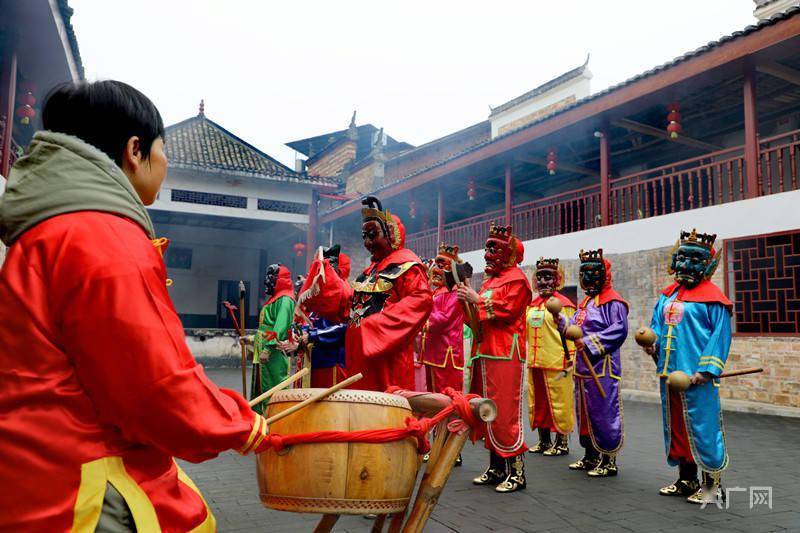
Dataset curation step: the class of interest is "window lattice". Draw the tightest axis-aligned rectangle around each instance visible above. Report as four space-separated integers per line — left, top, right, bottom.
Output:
726 231 800 335
257 199 307 214
171 189 247 208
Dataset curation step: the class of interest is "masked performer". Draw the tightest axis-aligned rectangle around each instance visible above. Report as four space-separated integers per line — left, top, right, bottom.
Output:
457 223 532 493
526 258 576 456
643 229 732 504
293 246 350 388
250 264 295 413
299 196 432 392
554 249 628 477
421 243 467 393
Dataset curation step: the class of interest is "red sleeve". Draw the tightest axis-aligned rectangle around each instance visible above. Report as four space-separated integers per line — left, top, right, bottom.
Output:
477 280 531 325
356 264 433 359
301 259 353 322
51 215 265 462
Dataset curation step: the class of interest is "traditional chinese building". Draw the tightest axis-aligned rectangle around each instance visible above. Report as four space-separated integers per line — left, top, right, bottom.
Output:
311 7 800 413
0 0 84 262
153 103 337 333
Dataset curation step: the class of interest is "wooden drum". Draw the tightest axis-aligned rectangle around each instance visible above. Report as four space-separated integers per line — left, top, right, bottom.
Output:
257 388 419 515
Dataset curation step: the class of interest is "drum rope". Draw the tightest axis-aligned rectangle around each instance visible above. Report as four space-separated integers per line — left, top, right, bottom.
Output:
255 388 482 454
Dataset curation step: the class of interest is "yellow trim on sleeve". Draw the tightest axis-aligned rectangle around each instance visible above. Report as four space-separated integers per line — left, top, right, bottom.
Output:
239 415 264 454
700 358 725 371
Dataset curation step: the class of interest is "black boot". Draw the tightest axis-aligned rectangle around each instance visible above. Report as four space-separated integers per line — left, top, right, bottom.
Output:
687 471 724 505
454 453 463 467
528 428 552 454
495 454 526 493
543 433 569 456
660 460 699 496
587 453 618 477
569 436 600 470
472 452 506 485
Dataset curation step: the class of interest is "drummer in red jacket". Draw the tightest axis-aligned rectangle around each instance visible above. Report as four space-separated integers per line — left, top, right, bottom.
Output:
0 80 271 532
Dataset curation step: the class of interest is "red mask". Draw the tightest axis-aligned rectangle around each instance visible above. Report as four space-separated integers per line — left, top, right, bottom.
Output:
484 237 512 277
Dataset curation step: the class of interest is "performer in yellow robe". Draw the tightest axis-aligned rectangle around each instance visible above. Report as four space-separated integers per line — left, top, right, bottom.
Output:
526 258 576 456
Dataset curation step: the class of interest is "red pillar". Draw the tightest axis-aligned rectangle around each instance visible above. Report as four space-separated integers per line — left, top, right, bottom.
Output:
743 67 760 199
1 51 18 178
436 186 444 245
599 130 610 226
504 163 512 226
305 189 319 270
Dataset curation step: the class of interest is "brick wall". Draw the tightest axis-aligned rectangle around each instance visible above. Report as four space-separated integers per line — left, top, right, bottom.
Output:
345 160 379 196
307 140 356 178
518 242 800 410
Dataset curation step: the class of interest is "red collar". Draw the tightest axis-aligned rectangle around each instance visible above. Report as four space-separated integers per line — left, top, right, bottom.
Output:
366 247 424 274
483 266 531 291
580 287 628 311
661 280 733 311
532 291 576 309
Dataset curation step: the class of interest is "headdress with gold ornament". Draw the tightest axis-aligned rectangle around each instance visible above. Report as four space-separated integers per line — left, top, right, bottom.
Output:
361 195 402 250
579 248 604 263
535 256 565 290
437 242 462 263
488 221 521 266
666 228 722 280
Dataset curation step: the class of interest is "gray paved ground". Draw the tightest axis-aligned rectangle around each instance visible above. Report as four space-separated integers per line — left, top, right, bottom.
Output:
180 368 800 532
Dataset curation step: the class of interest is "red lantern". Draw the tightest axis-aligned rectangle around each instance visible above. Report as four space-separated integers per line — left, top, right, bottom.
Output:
16 104 35 125
467 178 477 201
293 242 306 257
409 199 417 219
666 102 682 139
546 149 558 175
18 92 36 107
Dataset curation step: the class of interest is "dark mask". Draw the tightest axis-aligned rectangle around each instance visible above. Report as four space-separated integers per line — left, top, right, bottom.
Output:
264 264 281 297
535 268 558 298
671 243 711 288
579 260 606 296
362 220 392 262
484 237 512 277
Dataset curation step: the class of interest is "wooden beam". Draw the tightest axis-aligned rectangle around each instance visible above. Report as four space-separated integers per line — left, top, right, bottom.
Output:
612 119 722 152
504 164 512 225
514 155 600 177
319 14 800 224
757 61 800 86
599 130 610 226
743 67 760 198
1 51 17 178
436 187 444 245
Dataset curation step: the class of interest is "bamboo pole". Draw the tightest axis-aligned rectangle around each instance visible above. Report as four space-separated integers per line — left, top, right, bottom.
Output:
265 373 363 426
248 367 310 407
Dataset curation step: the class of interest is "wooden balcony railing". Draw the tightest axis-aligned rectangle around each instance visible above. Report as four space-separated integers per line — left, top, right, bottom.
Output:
407 128 800 256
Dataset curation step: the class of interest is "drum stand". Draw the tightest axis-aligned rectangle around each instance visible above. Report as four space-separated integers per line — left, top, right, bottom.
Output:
313 392 495 533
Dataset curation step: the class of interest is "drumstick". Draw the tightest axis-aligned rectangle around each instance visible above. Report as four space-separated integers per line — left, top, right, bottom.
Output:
720 367 763 378
248 367 310 407
265 373 363 425
579 349 606 399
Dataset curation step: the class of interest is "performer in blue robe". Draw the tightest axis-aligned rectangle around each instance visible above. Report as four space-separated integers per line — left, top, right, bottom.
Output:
644 229 732 504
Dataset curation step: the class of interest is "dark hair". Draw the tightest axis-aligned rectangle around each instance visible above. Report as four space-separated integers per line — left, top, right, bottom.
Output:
42 80 165 166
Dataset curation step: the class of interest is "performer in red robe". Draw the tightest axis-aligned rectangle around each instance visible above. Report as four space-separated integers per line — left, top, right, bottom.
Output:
299 196 432 392
421 243 466 393
457 222 532 493
0 80 272 532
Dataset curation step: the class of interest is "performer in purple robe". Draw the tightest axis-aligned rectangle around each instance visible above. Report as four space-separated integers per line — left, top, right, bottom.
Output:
554 248 628 477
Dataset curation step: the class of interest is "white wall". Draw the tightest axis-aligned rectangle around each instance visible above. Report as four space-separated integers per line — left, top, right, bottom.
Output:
461 189 800 273
490 72 592 138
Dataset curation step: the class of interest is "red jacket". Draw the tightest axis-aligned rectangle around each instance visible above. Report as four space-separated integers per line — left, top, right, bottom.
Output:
472 267 532 361
0 212 267 532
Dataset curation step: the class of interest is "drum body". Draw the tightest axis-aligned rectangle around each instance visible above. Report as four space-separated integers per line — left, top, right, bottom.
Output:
257 388 419 515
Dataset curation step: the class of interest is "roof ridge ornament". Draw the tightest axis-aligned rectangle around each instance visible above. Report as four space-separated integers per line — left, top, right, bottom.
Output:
198 99 205 117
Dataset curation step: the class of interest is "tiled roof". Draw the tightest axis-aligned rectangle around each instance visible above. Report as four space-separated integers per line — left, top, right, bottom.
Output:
57 0 85 79
490 57 590 117
165 114 336 186
322 6 800 218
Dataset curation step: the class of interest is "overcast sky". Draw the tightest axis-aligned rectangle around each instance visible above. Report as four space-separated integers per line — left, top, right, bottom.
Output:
70 1 756 167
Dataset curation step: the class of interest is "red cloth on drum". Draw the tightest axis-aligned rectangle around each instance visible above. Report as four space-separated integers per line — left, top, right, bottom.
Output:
470 358 527 458
668 389 695 463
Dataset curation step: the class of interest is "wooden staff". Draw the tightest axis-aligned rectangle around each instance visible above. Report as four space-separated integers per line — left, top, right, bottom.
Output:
720 367 763 378
238 280 247 396
265 373 363 426
248 367 310 407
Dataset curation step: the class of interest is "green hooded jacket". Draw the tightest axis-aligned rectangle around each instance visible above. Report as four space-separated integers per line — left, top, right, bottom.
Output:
0 131 155 246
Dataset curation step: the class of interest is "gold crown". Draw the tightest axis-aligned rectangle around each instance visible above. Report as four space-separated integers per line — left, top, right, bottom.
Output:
579 248 604 263
536 257 559 270
437 242 460 260
679 228 717 250
488 221 514 242
361 196 401 250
